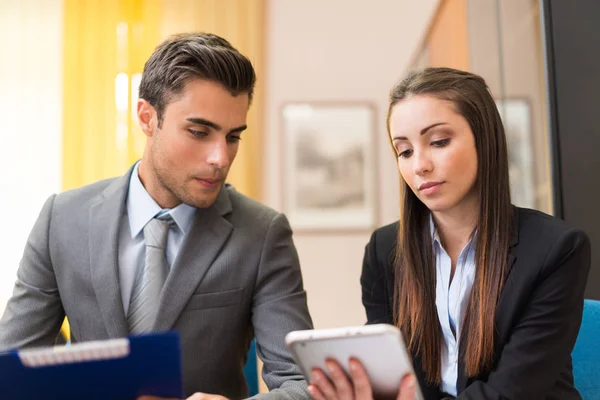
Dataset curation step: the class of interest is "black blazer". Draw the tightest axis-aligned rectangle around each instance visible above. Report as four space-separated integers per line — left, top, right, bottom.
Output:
361 207 591 400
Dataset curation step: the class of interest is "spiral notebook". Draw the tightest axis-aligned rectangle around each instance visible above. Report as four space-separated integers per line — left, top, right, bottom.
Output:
0 332 183 400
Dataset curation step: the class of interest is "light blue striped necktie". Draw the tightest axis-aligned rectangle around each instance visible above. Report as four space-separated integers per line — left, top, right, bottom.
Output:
127 214 173 333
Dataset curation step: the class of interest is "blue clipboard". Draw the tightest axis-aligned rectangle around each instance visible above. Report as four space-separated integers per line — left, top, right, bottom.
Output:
0 332 183 400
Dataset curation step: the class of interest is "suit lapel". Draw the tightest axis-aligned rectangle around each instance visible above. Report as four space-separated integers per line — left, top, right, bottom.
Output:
89 168 133 338
154 187 233 331
456 208 520 392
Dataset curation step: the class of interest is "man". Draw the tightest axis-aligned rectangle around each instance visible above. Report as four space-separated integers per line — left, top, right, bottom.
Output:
0 32 313 399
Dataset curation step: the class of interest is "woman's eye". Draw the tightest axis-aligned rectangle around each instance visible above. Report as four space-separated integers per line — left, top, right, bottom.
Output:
188 129 207 137
432 138 450 147
398 149 413 158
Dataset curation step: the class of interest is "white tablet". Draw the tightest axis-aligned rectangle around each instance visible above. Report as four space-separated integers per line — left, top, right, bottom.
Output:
285 324 422 399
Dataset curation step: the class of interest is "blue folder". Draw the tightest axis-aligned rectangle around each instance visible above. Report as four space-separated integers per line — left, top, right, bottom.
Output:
0 332 183 400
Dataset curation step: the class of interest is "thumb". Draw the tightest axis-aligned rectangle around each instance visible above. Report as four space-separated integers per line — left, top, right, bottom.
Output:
396 374 416 400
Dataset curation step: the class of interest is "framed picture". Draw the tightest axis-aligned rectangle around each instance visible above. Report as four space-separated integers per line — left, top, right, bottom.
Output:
496 98 535 209
281 102 378 231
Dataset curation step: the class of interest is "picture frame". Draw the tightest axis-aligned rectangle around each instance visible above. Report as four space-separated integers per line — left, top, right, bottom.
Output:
281 102 378 231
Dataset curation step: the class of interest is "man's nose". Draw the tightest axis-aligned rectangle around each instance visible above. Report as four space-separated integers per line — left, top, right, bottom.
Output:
206 139 230 169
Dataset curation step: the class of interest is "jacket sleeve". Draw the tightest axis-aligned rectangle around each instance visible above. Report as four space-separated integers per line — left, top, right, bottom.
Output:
250 213 314 400
361 228 394 325
0 194 65 350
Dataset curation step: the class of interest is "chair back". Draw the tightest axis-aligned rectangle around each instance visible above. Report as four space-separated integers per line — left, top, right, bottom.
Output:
572 299 600 398
244 339 259 396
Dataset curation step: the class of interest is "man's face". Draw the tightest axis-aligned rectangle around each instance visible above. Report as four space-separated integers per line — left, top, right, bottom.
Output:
138 78 249 209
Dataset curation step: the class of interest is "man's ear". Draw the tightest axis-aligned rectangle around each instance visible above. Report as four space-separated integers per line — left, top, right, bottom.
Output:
137 99 157 137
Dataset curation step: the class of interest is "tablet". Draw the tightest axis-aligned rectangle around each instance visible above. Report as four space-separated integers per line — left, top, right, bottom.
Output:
285 324 421 399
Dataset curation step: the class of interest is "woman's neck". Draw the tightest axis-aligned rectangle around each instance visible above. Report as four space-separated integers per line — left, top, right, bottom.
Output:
432 200 479 257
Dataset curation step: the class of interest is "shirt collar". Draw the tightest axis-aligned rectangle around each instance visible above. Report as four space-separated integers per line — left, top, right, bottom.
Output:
430 213 441 246
127 162 197 239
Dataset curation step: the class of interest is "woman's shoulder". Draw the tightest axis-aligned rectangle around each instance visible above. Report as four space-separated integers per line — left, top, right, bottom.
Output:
369 221 400 249
365 221 400 269
514 207 590 272
515 206 588 242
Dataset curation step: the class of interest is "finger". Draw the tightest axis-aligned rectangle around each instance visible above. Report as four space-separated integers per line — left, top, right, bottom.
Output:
188 394 206 400
326 359 354 399
397 374 416 400
348 358 373 400
308 384 327 400
311 368 338 400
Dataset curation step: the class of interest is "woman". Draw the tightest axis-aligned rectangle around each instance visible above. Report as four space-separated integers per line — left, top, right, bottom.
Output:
309 68 591 400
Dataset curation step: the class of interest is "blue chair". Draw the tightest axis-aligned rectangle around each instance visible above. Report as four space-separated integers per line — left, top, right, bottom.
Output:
572 299 600 398
244 339 259 396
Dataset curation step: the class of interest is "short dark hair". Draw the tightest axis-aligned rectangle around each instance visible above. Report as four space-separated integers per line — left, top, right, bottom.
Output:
139 32 256 127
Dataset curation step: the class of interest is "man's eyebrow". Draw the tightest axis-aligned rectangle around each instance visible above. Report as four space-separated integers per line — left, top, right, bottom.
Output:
186 117 221 131
186 117 247 134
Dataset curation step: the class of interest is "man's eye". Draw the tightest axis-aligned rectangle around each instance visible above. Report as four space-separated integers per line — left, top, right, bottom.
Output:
188 129 207 137
227 135 242 142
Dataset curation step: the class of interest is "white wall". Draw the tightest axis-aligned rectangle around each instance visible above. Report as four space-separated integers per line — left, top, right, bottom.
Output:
0 0 63 312
265 0 439 328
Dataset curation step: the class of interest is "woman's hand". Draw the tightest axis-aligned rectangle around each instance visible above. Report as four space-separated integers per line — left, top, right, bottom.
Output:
308 358 416 400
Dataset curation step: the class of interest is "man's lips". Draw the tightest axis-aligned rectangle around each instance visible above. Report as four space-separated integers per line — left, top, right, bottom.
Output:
194 177 223 188
197 178 220 184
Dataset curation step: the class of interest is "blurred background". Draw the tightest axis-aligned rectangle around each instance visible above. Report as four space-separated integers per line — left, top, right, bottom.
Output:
0 0 597 347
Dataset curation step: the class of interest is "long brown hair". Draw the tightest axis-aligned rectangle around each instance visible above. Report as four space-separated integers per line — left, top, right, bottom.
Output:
387 68 513 383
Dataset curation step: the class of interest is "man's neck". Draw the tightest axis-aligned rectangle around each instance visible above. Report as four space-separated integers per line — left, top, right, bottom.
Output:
137 158 180 209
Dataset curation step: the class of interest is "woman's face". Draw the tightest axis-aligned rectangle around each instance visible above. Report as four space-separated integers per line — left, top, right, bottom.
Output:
389 94 479 215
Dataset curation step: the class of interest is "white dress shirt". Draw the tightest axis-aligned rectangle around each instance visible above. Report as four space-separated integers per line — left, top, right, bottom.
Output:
431 216 476 396
118 162 197 315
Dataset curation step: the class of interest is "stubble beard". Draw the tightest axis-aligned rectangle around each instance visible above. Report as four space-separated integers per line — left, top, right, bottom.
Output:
155 167 223 209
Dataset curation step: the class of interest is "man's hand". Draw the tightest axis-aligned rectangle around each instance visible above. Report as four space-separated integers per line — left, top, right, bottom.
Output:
138 393 228 400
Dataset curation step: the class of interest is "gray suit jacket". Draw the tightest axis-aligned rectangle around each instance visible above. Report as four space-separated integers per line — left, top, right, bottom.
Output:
0 167 313 399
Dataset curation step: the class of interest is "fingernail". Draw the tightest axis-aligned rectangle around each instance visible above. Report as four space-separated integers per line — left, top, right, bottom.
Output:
406 376 415 388
326 361 336 374
349 361 357 372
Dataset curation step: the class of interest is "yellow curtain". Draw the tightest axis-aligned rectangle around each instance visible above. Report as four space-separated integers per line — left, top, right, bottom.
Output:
62 0 265 200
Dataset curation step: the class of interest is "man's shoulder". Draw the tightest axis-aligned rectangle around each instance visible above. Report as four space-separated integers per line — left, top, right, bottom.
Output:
54 176 122 209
